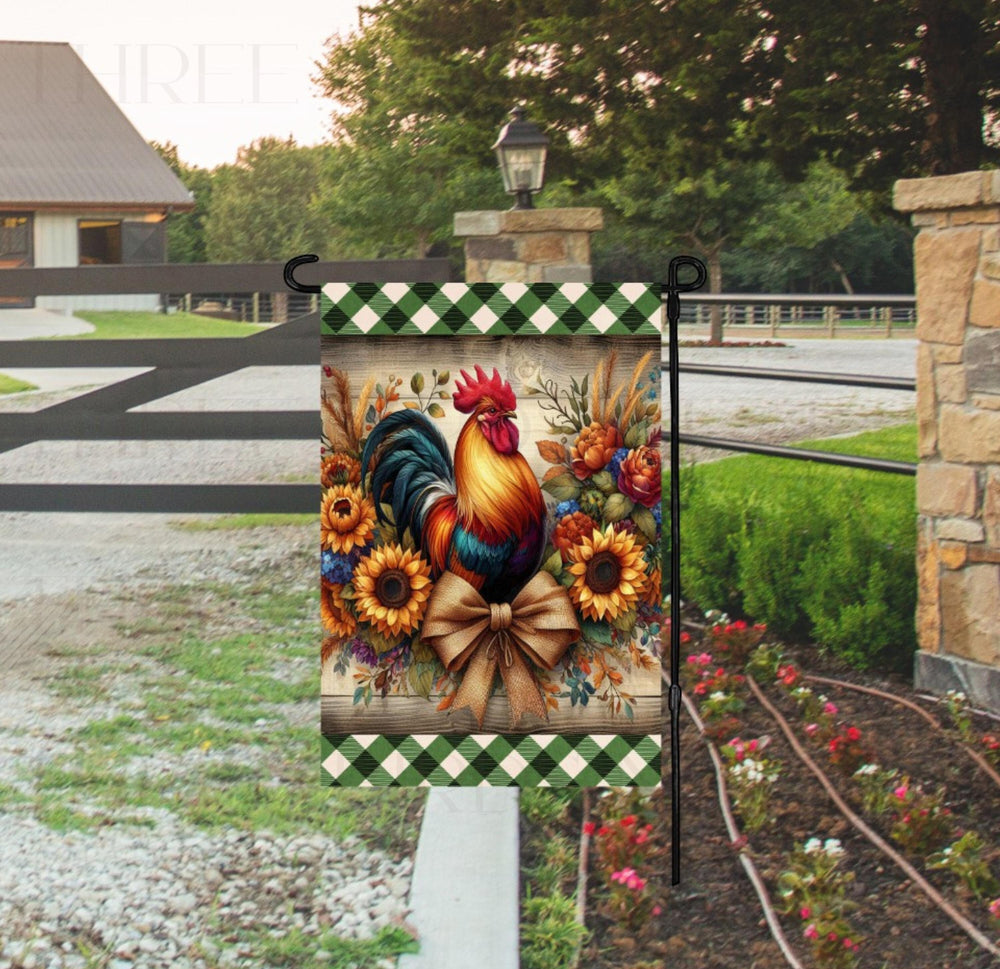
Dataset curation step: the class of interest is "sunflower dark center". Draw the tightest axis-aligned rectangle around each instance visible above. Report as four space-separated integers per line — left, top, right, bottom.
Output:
586 550 621 595
375 568 411 608
333 498 353 518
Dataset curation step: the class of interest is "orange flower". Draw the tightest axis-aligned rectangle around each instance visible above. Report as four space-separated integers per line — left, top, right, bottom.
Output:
552 511 599 561
567 525 649 622
321 452 361 489
644 561 663 607
321 484 375 554
353 543 433 640
570 422 622 479
321 580 357 638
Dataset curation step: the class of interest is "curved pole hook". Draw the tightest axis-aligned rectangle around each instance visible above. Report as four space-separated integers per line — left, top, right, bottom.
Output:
664 255 708 325
283 254 322 294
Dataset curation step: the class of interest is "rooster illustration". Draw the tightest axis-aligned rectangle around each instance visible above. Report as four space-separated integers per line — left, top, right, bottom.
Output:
361 365 547 602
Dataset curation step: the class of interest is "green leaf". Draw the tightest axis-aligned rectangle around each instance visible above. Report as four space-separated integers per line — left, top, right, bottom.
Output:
581 375 589 398
541 549 564 576
436 370 450 385
631 505 658 542
610 608 638 633
624 420 650 449
603 492 634 523
541 473 582 502
591 470 616 495
427 402 445 418
410 372 425 394
414 664 435 699
581 619 613 646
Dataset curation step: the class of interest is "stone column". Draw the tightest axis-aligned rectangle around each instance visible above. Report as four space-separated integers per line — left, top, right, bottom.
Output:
453 208 603 283
894 170 1000 709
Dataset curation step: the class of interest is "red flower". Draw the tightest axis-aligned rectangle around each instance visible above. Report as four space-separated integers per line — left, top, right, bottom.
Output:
583 821 596 836
616 445 661 507
620 814 638 827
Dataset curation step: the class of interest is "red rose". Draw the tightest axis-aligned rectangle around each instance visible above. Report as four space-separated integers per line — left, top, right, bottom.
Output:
616 445 661 508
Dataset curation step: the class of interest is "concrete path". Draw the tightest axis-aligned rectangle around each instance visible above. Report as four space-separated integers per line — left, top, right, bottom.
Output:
399 788 520 969
0 306 93 339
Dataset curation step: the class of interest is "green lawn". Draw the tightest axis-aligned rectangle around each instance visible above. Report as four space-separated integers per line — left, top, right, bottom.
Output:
53 310 269 339
0 373 38 395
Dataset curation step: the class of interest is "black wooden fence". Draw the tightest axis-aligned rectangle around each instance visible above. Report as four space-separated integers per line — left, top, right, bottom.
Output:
0 260 452 513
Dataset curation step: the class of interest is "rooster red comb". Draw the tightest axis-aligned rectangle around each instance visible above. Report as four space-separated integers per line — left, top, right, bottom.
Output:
453 365 516 414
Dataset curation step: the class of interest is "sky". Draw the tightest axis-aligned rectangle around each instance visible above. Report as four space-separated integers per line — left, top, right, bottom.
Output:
5 0 364 168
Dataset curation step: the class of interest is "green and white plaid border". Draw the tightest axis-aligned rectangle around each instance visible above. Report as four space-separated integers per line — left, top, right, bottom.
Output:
321 733 661 787
321 282 662 336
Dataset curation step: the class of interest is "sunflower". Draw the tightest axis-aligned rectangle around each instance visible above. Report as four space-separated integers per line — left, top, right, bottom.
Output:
567 525 649 622
321 484 376 554
321 580 357 638
353 543 433 640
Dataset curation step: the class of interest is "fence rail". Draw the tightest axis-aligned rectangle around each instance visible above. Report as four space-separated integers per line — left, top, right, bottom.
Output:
678 292 917 337
0 260 452 513
0 272 917 513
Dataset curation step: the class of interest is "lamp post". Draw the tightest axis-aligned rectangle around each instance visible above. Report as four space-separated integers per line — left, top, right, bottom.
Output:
492 105 549 210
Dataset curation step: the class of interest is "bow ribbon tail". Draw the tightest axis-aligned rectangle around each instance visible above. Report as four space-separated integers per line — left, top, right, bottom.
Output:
496 637 549 727
451 640 500 727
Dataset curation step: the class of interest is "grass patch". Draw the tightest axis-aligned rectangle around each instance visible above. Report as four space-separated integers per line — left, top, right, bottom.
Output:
49 310 267 340
26 570 423 852
675 423 917 671
234 925 418 968
170 513 314 532
0 372 38 395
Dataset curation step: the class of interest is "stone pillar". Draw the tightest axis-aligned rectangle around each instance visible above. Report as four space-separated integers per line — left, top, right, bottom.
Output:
894 170 1000 709
453 208 603 283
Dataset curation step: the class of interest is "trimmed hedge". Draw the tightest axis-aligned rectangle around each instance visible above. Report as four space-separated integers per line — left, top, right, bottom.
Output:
668 425 917 673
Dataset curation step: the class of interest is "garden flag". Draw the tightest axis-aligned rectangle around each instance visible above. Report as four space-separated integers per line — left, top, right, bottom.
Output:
320 282 663 787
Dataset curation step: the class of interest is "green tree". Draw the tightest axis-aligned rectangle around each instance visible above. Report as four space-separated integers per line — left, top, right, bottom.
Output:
203 137 334 262
150 141 212 263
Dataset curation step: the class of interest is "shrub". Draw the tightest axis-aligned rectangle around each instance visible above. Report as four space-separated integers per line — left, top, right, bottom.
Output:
673 426 917 673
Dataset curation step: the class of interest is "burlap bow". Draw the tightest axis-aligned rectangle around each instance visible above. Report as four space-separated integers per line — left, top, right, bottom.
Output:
420 570 581 727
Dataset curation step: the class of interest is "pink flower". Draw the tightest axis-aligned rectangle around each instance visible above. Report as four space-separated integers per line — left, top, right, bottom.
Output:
799 907 812 919
828 932 838 942
823 702 838 715
611 867 636 884
652 905 663 916
989 898 1000 919
634 828 649 845
843 938 854 949
804 924 819 940
626 874 646 891
893 785 909 800
805 723 819 736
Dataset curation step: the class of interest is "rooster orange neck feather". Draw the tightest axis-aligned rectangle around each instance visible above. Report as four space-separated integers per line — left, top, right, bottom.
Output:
453 416 543 538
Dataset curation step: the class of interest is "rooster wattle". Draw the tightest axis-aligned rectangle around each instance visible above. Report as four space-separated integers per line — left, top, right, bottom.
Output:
361 365 547 602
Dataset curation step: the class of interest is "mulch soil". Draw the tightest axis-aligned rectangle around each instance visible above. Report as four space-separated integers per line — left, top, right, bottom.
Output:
523 635 1000 969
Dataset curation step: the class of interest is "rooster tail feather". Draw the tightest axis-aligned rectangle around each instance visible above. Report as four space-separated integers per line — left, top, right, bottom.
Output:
361 410 455 543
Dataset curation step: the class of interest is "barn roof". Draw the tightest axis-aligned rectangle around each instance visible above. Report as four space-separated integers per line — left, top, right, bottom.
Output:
0 41 193 209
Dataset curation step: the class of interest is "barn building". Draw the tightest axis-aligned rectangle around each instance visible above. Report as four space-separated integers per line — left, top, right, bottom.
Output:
0 40 193 311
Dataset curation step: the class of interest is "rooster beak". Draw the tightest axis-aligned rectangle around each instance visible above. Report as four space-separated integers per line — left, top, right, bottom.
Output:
504 410 517 419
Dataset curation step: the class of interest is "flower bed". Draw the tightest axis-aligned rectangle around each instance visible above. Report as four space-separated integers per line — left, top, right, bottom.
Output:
522 615 1000 968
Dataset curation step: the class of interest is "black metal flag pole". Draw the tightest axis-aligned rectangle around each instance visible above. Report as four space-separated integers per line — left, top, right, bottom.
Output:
664 256 707 885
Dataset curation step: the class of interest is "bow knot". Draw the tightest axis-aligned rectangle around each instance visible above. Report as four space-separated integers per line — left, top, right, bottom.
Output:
421 571 581 727
490 601 512 632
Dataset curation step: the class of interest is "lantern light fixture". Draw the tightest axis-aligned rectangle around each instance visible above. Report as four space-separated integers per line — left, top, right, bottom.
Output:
492 105 549 210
